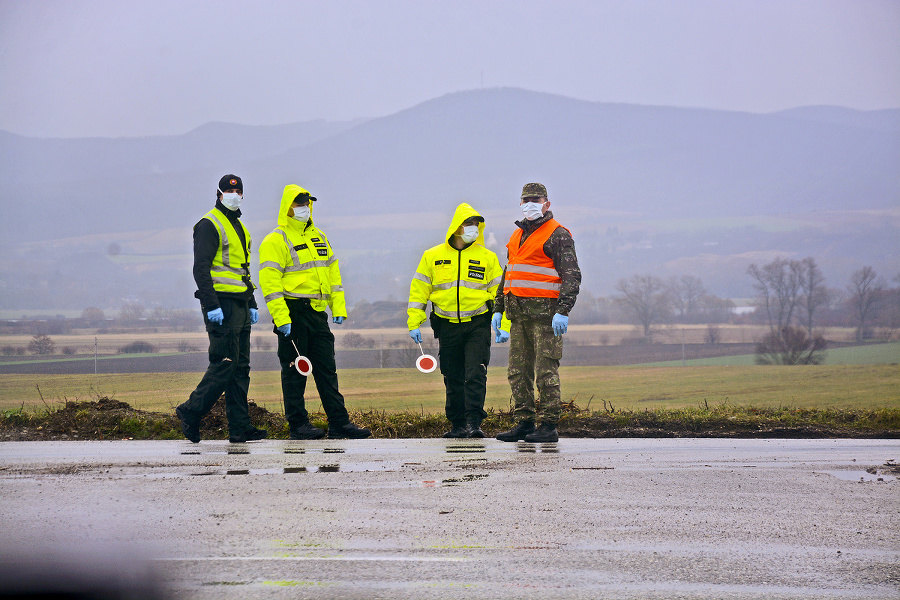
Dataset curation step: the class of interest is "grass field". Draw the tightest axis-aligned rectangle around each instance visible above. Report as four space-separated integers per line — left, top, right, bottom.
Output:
642 342 900 366
0 324 871 354
3 364 897 417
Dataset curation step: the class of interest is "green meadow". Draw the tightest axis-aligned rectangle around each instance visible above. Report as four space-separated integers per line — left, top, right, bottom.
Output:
3 363 897 417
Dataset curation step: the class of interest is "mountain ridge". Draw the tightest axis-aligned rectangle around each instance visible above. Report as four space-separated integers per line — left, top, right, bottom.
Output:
1 87 897 308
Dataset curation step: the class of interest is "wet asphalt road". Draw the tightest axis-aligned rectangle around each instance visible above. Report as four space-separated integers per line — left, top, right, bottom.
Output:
1 438 898 600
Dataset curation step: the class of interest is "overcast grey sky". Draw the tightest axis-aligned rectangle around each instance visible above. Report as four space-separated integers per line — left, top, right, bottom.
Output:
1 0 898 138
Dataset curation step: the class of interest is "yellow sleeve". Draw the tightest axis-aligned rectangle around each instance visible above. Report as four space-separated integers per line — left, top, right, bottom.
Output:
324 234 347 318
258 233 291 327
407 251 433 330
486 250 503 300
485 250 510 330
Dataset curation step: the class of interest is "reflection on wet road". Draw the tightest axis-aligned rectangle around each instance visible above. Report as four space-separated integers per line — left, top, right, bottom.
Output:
1 438 898 600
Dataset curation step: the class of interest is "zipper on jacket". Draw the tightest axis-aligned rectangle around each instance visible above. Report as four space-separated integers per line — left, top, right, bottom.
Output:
456 248 462 322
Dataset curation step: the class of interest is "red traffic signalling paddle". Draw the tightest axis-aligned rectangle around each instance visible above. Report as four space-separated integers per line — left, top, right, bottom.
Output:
289 340 313 376
415 342 437 373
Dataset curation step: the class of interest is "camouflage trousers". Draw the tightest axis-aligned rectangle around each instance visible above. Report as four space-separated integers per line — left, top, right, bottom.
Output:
507 316 563 424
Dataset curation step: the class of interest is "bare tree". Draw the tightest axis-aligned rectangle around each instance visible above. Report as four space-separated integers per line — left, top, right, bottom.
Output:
747 257 803 334
848 266 883 342
28 334 55 355
119 302 146 324
755 326 826 365
698 295 735 324
668 275 706 321
615 274 671 340
81 306 105 326
798 257 828 337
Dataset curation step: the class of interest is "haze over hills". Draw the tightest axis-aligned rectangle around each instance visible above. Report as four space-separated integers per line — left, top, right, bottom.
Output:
1 88 897 313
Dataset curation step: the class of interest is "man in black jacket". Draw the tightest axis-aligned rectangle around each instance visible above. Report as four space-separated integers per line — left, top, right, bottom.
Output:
176 174 267 443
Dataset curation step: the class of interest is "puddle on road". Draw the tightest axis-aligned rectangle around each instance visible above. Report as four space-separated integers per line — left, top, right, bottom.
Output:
818 470 896 483
445 443 486 454
516 442 559 454
422 473 490 487
180 462 401 477
181 446 348 457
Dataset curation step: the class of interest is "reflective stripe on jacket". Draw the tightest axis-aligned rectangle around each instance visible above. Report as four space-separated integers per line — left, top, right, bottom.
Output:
503 218 567 298
407 203 503 330
202 208 254 295
258 184 346 327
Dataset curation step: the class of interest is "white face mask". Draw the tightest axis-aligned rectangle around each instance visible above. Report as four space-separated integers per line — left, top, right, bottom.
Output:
460 225 479 243
291 205 310 223
521 201 544 221
220 190 242 211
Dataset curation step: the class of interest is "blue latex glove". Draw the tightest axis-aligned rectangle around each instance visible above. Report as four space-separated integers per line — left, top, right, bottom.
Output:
409 328 422 344
551 313 568 337
207 308 224 325
249 308 259 325
276 323 291 337
332 316 345 324
491 312 503 333
495 329 510 344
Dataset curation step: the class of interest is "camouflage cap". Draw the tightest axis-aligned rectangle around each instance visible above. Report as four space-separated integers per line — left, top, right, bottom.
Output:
520 182 547 199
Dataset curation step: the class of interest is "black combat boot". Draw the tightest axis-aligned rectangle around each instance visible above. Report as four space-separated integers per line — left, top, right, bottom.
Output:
327 422 372 439
495 420 535 442
289 422 326 440
524 422 558 443
466 418 485 438
175 406 201 443
229 426 268 443
443 423 469 438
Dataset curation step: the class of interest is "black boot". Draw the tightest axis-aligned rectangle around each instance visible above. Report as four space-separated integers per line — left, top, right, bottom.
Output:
289 422 326 440
466 418 485 438
496 420 535 442
175 406 200 443
443 423 469 438
327 422 372 439
229 426 268 443
524 422 558 443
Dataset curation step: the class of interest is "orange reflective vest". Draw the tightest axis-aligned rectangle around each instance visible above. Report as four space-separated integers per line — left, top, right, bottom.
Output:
503 219 568 298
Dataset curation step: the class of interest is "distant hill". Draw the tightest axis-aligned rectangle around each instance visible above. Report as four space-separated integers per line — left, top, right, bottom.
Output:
1 88 897 310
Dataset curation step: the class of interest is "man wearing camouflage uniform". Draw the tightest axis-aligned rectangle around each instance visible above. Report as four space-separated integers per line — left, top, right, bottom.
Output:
493 183 581 443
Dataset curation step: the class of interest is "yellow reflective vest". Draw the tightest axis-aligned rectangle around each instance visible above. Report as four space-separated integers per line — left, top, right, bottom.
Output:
258 185 346 327
202 208 255 295
407 203 503 330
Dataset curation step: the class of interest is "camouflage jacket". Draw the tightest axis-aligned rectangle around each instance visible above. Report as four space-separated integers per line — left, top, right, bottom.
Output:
494 211 581 320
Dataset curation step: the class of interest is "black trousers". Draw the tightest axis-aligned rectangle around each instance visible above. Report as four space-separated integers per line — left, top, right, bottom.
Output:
179 297 252 436
435 311 491 425
277 300 351 429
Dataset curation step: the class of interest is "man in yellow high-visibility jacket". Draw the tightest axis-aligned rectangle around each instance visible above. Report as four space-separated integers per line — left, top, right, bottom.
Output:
259 184 370 440
407 203 503 437
177 174 267 444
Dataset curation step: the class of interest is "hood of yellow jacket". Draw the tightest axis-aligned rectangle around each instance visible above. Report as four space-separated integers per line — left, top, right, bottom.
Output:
445 203 485 246
278 184 316 231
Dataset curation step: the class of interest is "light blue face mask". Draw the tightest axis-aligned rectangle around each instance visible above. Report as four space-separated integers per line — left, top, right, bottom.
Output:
460 225 479 243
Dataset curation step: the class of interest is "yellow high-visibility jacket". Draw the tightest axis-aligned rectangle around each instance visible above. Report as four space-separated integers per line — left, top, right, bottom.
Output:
407 203 502 330
202 207 255 295
258 184 346 327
